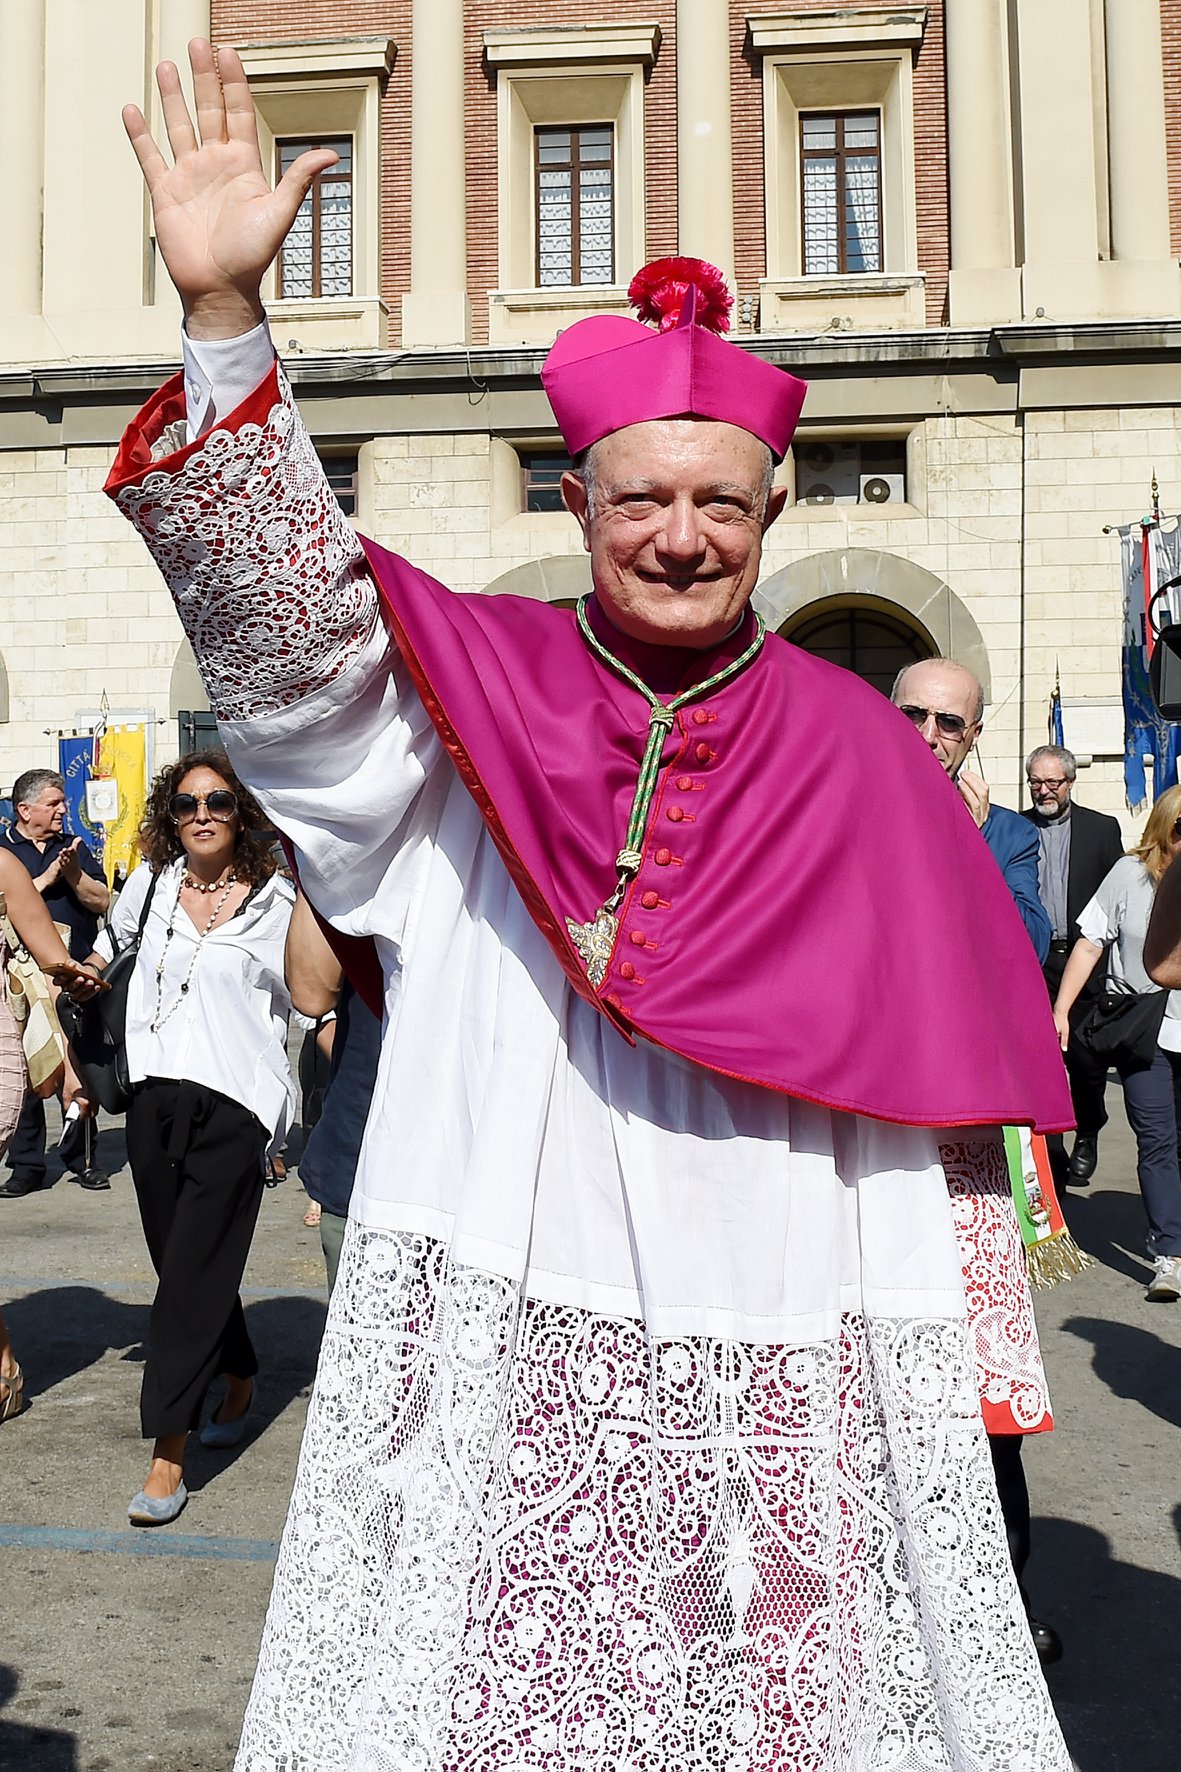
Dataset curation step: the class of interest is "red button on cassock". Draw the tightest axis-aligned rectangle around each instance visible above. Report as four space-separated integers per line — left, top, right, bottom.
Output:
692 709 711 726
629 929 648 947
641 891 660 909
676 775 694 791
695 742 713 764
666 806 685 823
654 848 672 866
619 961 637 980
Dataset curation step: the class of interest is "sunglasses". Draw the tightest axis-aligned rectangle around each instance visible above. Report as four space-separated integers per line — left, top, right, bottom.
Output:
168 790 238 824
898 704 972 739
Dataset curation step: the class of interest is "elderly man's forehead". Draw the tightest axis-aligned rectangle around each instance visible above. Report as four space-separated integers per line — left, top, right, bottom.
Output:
899 661 982 717
593 416 770 479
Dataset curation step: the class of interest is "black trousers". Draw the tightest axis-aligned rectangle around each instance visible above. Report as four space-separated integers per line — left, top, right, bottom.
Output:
989 1432 1031 1601
1042 944 1110 1137
126 1078 267 1439
5 1085 88 1181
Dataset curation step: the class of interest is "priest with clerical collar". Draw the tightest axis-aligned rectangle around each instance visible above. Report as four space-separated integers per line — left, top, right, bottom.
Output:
108 41 1075 1772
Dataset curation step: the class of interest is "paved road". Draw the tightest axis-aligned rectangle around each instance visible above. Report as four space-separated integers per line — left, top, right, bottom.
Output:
1 1098 1178 1771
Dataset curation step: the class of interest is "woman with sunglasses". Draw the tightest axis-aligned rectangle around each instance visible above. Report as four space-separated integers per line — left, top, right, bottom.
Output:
1053 782 1181 1303
87 750 295 1522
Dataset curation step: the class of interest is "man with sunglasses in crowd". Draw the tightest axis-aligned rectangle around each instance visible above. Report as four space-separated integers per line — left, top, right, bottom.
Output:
0 768 110 1197
891 657 1061 1665
892 659 1051 961
1022 745 1124 1187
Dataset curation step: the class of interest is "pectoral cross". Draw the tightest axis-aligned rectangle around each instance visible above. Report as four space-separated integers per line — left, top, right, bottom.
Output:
565 907 620 988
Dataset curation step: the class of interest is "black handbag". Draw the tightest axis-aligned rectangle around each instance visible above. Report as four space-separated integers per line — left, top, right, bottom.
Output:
1076 984 1168 1067
59 871 159 1114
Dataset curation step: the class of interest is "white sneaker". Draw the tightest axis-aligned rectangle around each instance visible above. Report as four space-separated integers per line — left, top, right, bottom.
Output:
1146 1255 1181 1302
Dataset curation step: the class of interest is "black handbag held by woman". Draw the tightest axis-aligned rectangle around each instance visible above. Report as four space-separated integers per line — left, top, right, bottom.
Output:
1076 983 1168 1068
59 871 159 1114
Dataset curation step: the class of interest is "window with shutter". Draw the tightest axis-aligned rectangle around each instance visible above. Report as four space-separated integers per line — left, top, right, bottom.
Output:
277 137 354 299
800 112 883 276
535 126 615 288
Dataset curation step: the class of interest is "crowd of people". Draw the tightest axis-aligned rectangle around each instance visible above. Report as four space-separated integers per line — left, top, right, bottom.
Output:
5 35 1181 1770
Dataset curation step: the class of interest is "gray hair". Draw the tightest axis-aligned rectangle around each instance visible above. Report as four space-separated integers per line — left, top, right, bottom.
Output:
12 768 65 810
575 436 776 520
890 659 985 725
1025 744 1077 782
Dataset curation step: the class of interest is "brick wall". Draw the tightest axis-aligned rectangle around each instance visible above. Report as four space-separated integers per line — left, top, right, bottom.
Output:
739 0 948 326
1162 0 1181 254
210 0 411 327
463 0 678 343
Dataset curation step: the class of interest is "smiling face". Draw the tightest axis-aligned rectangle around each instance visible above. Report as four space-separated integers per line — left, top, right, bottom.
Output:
560 418 786 650
173 764 239 873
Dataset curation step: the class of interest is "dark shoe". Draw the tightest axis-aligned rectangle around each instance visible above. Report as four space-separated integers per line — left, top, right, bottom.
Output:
73 1168 111 1192
1066 1135 1098 1186
0 1172 47 1199
1029 1617 1063 1665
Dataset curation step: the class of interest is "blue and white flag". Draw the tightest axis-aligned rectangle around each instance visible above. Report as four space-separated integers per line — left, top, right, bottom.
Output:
1048 667 1064 747
57 734 103 861
1119 516 1181 809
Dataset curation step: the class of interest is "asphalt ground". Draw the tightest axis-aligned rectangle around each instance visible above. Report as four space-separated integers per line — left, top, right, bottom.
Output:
1 1095 1179 1771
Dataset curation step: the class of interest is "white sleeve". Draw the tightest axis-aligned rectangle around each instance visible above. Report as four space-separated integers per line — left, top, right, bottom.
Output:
1076 858 1126 947
182 321 277 440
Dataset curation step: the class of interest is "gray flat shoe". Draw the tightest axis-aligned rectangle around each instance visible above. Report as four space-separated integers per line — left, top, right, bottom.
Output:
127 1481 188 1526
199 1385 253 1449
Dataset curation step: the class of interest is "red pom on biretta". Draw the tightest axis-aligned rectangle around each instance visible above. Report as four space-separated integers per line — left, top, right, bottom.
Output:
627 257 733 334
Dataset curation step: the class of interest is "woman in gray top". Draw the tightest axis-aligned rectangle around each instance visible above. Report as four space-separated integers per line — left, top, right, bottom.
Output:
1053 783 1181 1302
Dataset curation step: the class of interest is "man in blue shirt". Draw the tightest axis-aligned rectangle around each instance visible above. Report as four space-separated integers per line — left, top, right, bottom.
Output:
891 660 1051 961
891 657 1060 1666
0 768 111 1196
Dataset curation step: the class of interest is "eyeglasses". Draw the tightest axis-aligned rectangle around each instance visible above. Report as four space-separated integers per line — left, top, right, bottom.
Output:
898 704 972 739
1172 819 1181 840
1028 778 1070 791
168 790 238 824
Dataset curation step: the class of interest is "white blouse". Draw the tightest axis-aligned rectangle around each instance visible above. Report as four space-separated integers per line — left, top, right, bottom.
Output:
94 859 296 1139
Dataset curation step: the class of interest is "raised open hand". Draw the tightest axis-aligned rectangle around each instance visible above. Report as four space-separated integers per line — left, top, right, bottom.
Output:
122 39 338 338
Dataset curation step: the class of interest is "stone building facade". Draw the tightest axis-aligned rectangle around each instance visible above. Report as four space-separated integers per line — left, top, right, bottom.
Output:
3 0 1181 829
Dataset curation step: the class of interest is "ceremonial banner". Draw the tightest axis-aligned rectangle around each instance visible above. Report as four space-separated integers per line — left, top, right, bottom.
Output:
96 725 147 886
57 734 103 861
1048 666 1064 747
1119 514 1181 808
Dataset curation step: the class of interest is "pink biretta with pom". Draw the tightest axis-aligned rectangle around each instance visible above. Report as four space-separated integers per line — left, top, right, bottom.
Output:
541 256 807 461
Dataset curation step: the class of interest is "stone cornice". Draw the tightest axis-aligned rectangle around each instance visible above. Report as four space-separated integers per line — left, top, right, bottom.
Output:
747 6 927 55
483 23 662 68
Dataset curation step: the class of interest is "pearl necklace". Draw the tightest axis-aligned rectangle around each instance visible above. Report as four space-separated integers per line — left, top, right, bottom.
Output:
184 868 237 894
151 869 239 1033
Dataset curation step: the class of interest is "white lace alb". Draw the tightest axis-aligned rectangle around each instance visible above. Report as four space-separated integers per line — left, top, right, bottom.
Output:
237 1222 1072 1772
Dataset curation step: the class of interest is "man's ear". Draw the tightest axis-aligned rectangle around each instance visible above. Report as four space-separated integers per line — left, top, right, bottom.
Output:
763 485 789 533
560 471 593 554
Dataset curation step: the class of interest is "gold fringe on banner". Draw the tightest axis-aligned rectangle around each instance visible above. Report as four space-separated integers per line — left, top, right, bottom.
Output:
1026 1230 1095 1292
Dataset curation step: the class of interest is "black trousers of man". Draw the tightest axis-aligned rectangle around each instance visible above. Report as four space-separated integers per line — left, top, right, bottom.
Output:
989 1433 1031 1592
5 1086 88 1185
1043 939 1110 1137
126 1078 266 1439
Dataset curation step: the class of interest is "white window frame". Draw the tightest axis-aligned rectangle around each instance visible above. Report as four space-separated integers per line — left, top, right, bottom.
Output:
750 8 927 329
483 24 660 345
237 37 396 347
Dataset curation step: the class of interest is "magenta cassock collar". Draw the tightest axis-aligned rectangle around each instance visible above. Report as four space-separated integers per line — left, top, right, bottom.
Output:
344 541 1072 1134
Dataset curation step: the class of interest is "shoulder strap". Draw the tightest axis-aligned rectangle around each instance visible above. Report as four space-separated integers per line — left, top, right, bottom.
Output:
106 867 160 958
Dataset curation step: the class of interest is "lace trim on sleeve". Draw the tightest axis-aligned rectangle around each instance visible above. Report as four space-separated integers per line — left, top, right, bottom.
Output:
112 366 378 722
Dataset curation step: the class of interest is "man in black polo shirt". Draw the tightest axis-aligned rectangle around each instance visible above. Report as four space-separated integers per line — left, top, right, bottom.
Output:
0 767 111 1196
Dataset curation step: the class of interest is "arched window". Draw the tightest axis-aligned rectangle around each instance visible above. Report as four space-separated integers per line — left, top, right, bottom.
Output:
783 598 931 696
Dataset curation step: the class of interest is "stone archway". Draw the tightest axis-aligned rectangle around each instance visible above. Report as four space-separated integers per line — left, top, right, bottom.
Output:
483 556 593 603
755 548 992 700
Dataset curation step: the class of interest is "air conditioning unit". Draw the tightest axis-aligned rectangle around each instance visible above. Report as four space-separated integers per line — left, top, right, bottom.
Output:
797 442 860 504
859 472 905 505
